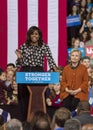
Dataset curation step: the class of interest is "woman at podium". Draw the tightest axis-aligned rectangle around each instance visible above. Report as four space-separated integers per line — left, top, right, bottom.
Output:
15 26 57 72
15 26 57 121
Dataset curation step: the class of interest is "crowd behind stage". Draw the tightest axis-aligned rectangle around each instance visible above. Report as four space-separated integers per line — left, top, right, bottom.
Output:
67 0 93 48
1 0 93 129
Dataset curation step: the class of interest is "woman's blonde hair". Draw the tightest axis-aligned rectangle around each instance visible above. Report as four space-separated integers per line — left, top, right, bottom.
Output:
70 49 82 59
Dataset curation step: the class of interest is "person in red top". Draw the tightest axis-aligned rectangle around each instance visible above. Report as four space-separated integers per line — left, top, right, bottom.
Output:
46 83 63 108
60 49 89 112
0 69 12 105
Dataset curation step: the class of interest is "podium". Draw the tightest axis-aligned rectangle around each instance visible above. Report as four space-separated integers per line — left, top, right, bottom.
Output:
27 85 47 121
16 72 59 122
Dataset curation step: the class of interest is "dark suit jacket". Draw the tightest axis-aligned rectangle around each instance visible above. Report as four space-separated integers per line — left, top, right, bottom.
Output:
73 112 93 126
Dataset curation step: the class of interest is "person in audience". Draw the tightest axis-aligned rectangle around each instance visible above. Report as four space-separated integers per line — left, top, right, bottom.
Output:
73 100 93 126
69 3 79 16
0 71 6 82
79 20 93 40
82 56 92 88
60 49 89 112
0 69 13 105
44 84 55 119
79 30 89 47
33 117 51 130
85 28 93 45
5 118 23 130
79 0 88 22
71 38 80 48
6 63 16 73
4 70 15 103
68 3 81 42
7 79 18 105
45 66 63 119
80 0 87 10
87 0 93 13
45 83 63 119
31 110 51 128
45 83 63 108
5 70 15 87
64 118 81 130
31 111 51 130
82 56 92 77
51 107 71 130
82 123 93 130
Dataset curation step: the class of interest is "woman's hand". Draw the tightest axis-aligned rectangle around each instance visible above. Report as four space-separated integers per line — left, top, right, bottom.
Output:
72 88 81 95
15 49 22 59
53 66 59 72
65 87 73 95
65 87 81 95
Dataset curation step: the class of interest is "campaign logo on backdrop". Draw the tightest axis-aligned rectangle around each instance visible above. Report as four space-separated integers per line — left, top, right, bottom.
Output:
85 45 93 57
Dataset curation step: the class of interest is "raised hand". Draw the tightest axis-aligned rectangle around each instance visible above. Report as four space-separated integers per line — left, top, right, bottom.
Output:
15 49 22 59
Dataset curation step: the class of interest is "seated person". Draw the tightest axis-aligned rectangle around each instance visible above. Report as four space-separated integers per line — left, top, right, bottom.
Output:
81 56 92 77
7 79 18 105
0 69 12 105
45 83 63 119
60 50 89 112
51 107 71 130
45 83 63 108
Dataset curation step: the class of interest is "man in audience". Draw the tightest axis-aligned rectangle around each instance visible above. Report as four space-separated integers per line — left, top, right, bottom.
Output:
64 118 81 130
5 118 23 130
82 56 92 77
33 116 51 130
82 123 93 130
73 100 93 126
51 107 71 130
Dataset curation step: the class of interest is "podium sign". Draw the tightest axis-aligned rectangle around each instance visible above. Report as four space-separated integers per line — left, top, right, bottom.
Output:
16 72 59 84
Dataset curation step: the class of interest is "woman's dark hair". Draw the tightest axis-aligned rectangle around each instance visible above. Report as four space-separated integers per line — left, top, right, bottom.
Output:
26 26 43 47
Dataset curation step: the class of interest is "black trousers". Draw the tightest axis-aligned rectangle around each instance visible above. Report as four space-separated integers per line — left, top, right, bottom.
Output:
63 95 80 112
18 66 44 122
